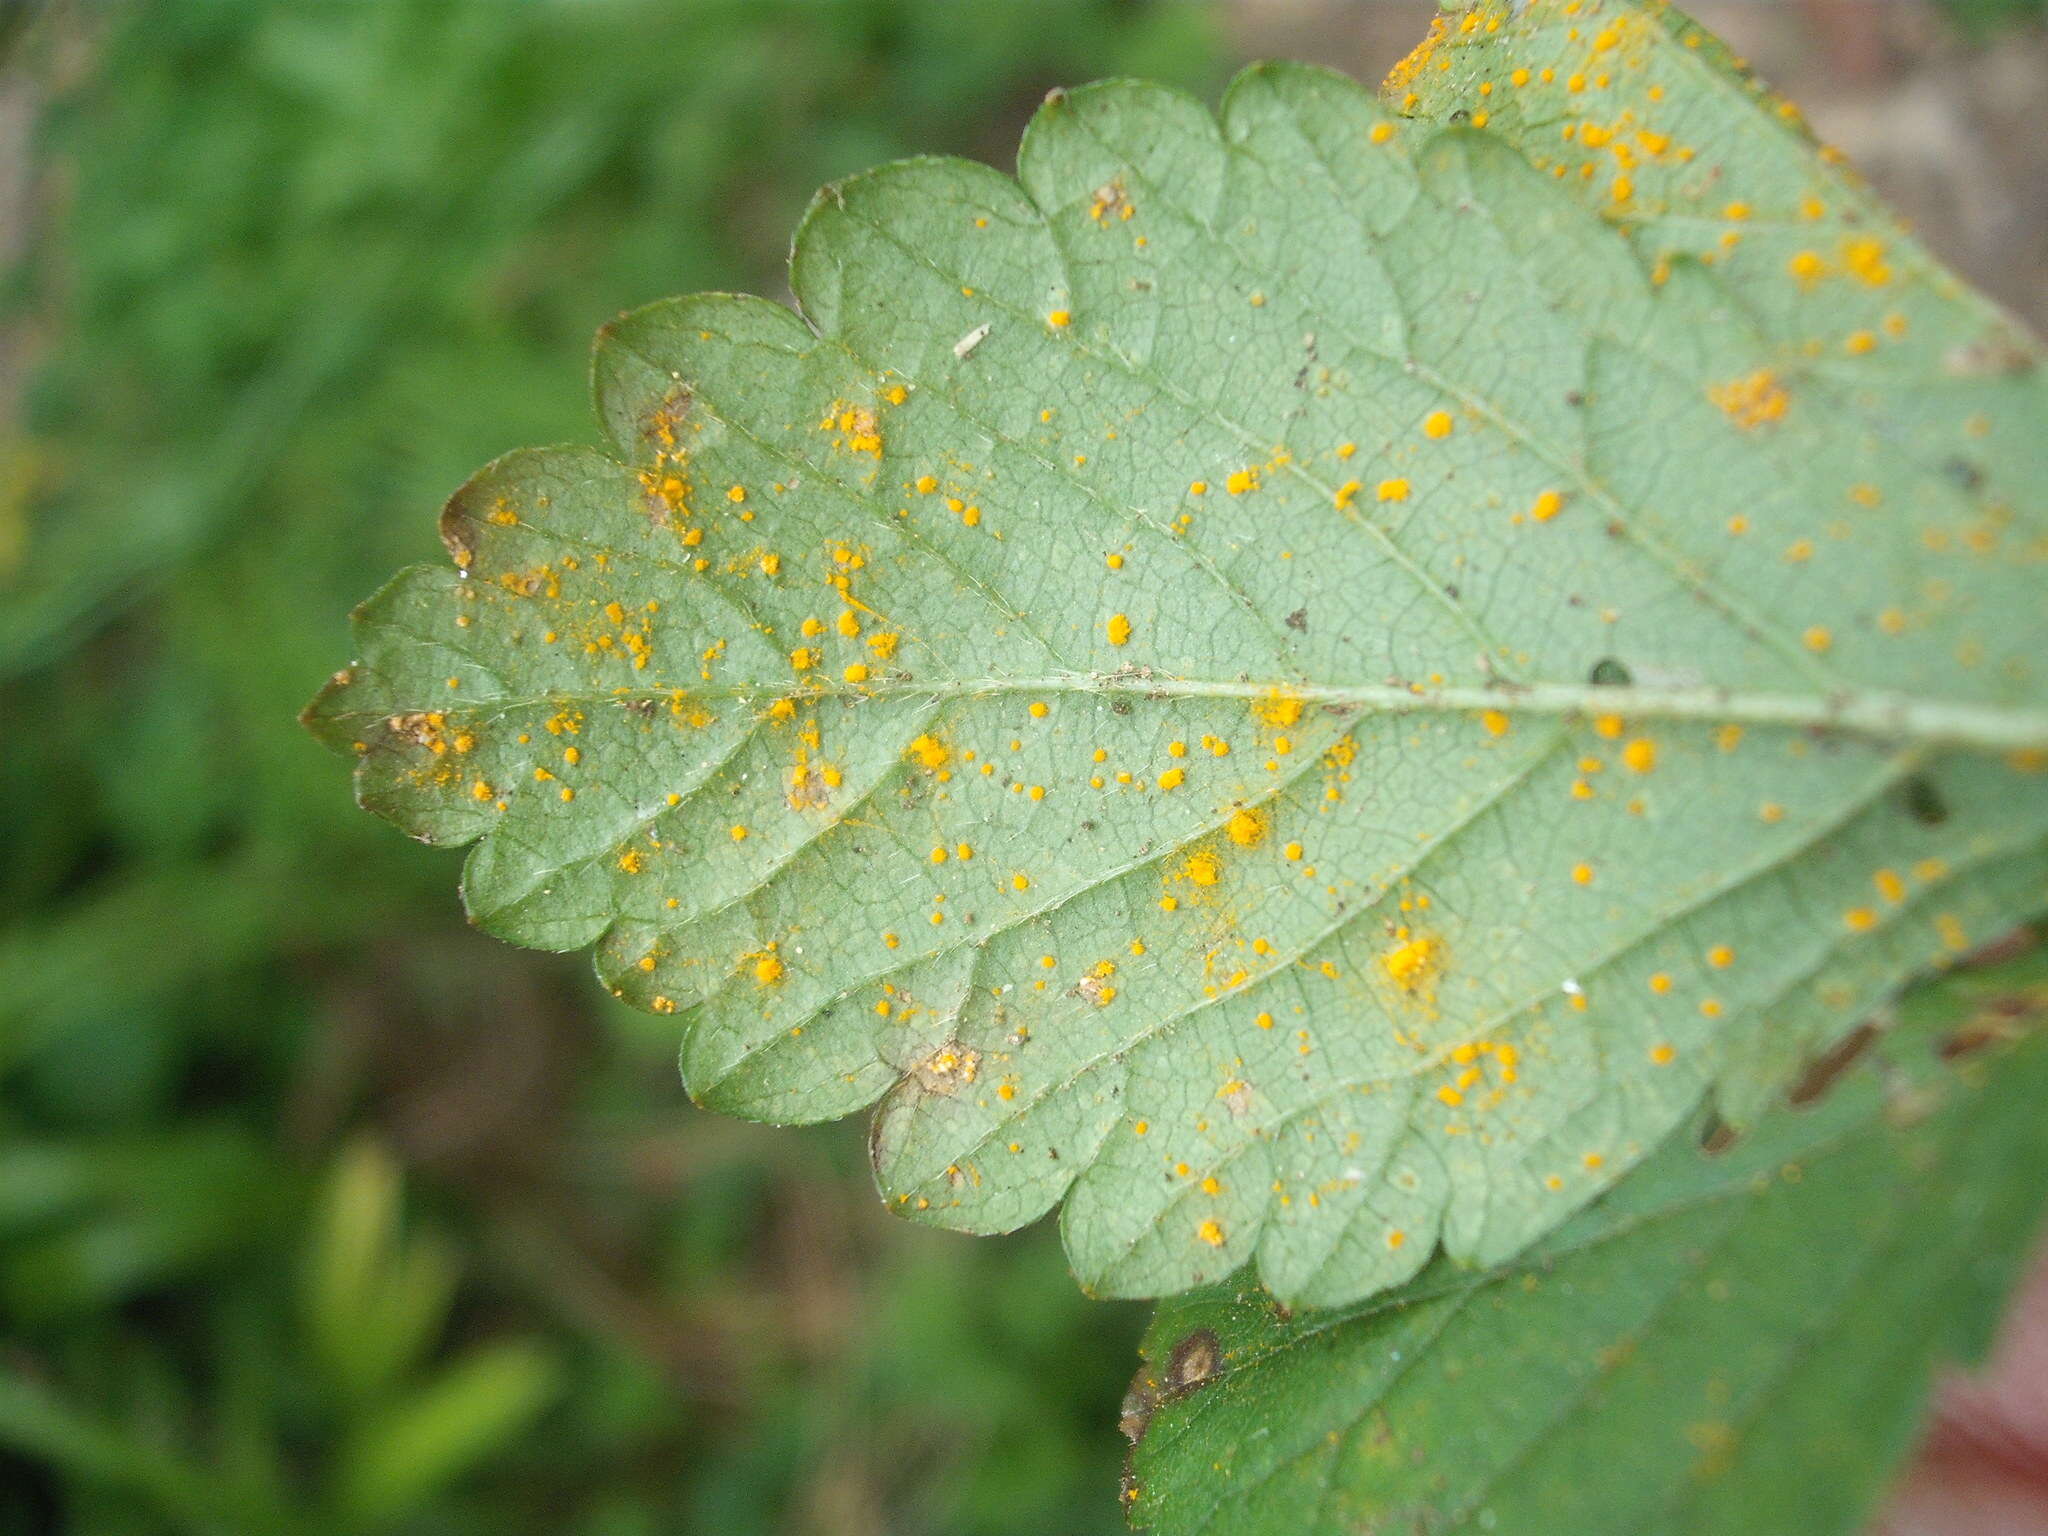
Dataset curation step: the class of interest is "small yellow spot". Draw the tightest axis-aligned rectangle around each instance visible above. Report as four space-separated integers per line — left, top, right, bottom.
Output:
1422 410 1454 439
753 953 785 985
1571 861 1595 886
1226 467 1259 495
1105 552 1124 570
1621 738 1657 774
1283 841 1304 861
1387 1229 1407 1250
1107 613 1134 647
730 824 749 842
843 663 870 683
1707 944 1734 968
1196 1218 1226 1247
1376 477 1411 502
1650 972 1673 995
726 485 746 503
1708 369 1789 429
1844 906 1878 932
1226 808 1267 847
1480 709 1510 738
1529 489 1564 522
915 475 938 494
1158 766 1186 791
1649 1043 1675 1066
1369 121 1395 145
1593 714 1624 740
1188 479 1208 496
1382 936 1436 990
1047 309 1072 328
1334 480 1361 510
1803 626 1833 653
1012 873 1031 892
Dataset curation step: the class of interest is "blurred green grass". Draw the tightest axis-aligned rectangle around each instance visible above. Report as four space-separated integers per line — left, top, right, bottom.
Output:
0 3 1224 1531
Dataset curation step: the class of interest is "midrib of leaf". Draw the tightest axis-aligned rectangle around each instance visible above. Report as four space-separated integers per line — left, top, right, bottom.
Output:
326 671 2048 754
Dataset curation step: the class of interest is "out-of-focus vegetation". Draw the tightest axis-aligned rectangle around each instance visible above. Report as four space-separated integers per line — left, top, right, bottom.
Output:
0 4 1224 1531
1934 0 2047 39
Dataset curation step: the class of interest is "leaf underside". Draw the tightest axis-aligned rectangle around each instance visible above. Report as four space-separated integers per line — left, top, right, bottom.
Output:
306 0 2048 1308
1126 946 2048 1536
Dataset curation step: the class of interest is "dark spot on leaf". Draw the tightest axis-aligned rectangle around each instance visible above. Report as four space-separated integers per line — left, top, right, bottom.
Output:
1900 773 1949 826
1285 607 1309 632
1788 1022 1877 1107
1937 1023 2004 1061
1698 1113 1740 1156
1589 657 1633 686
1942 457 1983 492
1165 1328 1221 1392
1564 389 1585 407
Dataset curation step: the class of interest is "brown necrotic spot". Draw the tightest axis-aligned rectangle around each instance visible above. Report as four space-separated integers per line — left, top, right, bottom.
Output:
1697 1112 1740 1157
1119 1326 1225 1447
1787 1022 1878 1107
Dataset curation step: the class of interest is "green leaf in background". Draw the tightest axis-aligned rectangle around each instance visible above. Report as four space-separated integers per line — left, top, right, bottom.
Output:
1125 941 2048 1536
306 0 2048 1310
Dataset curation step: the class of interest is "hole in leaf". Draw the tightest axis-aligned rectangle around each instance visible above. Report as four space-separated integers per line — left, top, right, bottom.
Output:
1588 657 1632 686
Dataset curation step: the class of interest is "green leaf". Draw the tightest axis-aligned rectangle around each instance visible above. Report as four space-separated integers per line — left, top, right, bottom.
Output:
306 0 2048 1308
1125 943 2048 1536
